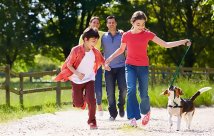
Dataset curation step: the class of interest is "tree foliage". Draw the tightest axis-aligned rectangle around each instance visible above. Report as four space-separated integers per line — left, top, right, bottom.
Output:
0 0 213 70
34 0 110 59
0 0 43 68
125 0 214 67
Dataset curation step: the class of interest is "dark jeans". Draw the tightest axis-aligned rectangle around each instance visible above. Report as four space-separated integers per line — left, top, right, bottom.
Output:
71 81 96 125
95 67 103 105
105 66 127 118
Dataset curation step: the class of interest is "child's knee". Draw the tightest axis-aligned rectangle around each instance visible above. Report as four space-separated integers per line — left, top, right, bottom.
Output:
73 101 84 107
86 98 96 105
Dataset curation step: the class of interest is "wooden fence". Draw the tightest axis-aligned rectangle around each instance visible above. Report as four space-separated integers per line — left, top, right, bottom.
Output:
0 65 70 107
1 65 214 107
149 66 214 86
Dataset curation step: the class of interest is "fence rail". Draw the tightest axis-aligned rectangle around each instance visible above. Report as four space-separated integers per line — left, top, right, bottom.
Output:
0 65 214 107
149 66 214 86
0 65 70 107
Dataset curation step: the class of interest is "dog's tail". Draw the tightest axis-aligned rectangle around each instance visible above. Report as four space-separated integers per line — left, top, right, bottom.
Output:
190 87 212 101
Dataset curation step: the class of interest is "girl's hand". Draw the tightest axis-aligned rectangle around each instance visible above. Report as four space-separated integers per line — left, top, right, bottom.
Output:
104 64 111 71
184 39 191 46
105 58 112 65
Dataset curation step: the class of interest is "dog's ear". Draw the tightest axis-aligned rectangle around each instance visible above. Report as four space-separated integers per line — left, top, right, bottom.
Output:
175 87 183 96
160 89 169 96
179 88 183 95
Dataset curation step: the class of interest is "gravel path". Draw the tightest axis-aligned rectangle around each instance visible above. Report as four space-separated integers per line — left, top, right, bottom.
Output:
0 107 214 136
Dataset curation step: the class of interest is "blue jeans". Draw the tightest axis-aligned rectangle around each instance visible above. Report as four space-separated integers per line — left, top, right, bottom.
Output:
105 67 127 118
126 64 150 120
95 67 103 105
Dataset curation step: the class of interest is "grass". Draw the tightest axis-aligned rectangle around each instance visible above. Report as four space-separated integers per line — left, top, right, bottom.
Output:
0 88 72 123
0 77 214 123
149 78 214 107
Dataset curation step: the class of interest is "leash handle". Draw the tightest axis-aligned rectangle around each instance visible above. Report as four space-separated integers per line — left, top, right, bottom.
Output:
169 42 191 88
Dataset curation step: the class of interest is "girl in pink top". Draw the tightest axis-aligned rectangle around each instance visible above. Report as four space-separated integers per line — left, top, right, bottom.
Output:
105 11 191 127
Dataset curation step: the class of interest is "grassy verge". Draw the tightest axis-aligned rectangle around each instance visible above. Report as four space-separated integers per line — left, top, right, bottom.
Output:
0 89 72 123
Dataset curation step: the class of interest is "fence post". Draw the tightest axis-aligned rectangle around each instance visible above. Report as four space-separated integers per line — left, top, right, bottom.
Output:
56 82 61 107
5 65 10 106
19 73 24 108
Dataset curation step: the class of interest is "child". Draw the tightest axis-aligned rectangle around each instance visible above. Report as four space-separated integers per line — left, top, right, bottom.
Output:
55 27 110 129
79 16 105 116
105 11 191 127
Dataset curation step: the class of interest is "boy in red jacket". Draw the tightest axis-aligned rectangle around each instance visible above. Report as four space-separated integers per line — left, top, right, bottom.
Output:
55 28 110 129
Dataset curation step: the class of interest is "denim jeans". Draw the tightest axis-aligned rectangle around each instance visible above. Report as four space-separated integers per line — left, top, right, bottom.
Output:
105 66 127 118
95 67 103 105
125 64 150 120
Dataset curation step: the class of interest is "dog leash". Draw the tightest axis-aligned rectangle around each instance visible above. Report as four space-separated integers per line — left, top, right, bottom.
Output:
169 42 191 90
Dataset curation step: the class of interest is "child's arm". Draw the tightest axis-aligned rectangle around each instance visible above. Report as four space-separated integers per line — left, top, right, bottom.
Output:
152 36 191 48
67 64 85 80
105 43 126 65
103 64 111 71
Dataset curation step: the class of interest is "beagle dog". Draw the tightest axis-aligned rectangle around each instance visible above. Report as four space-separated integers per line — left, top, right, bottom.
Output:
162 86 212 131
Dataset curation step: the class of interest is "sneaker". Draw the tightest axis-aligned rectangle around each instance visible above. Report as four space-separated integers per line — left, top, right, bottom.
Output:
89 123 98 130
98 110 103 116
109 116 115 121
130 118 137 127
81 101 87 110
142 111 150 126
97 105 103 116
119 109 125 117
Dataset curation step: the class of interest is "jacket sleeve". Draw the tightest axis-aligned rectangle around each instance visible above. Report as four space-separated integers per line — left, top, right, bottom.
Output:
54 48 76 82
66 48 76 68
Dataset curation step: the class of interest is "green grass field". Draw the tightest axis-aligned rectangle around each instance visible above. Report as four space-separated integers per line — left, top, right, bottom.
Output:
0 78 214 123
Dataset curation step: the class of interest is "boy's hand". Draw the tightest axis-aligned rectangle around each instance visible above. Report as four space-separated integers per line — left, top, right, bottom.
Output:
76 72 85 80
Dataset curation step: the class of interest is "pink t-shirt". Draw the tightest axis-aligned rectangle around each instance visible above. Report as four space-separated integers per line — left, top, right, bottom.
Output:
122 30 155 66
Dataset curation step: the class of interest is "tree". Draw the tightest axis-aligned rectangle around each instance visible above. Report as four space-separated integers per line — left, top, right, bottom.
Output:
0 0 43 68
147 0 214 67
1 0 213 70
36 0 110 60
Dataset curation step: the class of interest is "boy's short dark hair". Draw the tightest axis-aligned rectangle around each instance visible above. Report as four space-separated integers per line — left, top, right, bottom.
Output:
82 27 100 40
106 15 116 22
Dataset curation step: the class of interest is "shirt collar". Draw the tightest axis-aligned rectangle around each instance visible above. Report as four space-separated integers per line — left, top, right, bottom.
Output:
107 31 120 36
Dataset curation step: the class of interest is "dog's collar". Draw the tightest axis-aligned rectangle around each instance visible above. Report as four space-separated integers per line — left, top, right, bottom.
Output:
168 105 183 108
169 98 182 108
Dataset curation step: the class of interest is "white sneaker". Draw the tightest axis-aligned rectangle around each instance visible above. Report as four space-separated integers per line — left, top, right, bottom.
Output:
98 110 103 116
97 105 103 116
130 118 137 127
109 116 115 121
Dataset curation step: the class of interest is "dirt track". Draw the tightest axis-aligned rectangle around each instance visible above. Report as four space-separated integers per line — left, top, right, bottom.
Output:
0 107 214 136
